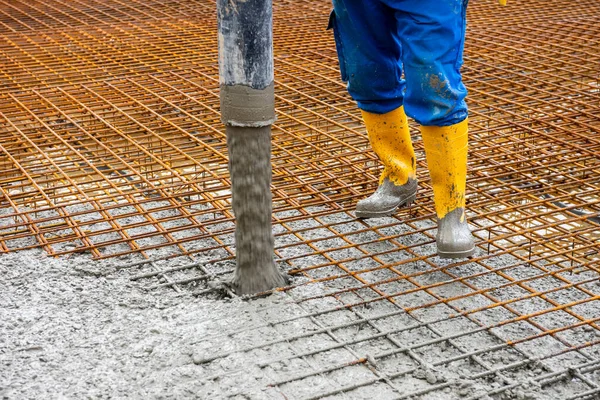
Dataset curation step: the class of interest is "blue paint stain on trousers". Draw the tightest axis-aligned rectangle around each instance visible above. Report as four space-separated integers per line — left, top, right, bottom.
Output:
329 0 469 126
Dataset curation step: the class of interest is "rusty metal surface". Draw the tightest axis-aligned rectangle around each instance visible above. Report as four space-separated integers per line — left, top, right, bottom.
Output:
1 0 599 398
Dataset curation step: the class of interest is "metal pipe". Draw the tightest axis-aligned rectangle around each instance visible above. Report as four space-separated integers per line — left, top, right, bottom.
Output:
217 0 286 294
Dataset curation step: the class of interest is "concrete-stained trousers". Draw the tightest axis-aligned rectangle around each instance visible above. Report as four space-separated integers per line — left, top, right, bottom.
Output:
328 0 469 127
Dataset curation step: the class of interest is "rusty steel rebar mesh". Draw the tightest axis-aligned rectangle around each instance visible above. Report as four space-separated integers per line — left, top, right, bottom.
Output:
1 0 599 398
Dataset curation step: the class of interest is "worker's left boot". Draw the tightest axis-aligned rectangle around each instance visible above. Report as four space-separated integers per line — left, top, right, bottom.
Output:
356 106 418 218
421 119 475 259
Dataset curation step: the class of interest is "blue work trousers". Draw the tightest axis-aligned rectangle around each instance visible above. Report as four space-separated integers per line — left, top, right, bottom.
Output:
329 0 469 126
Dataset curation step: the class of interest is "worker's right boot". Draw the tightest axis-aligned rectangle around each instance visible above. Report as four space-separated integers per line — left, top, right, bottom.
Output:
356 106 418 219
421 119 475 259
436 207 474 259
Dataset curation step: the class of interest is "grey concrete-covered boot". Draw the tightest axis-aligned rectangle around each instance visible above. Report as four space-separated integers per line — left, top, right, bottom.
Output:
355 178 418 218
436 208 475 259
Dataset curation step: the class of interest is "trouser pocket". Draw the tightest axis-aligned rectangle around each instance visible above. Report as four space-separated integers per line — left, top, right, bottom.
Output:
327 10 349 82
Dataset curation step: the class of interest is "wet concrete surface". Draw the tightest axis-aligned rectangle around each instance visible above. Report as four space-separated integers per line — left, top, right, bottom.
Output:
2 240 599 399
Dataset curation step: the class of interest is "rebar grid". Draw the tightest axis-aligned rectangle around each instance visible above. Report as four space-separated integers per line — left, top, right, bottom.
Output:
1 0 599 398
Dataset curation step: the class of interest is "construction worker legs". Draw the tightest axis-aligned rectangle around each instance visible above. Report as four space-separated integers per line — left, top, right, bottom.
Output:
331 0 474 253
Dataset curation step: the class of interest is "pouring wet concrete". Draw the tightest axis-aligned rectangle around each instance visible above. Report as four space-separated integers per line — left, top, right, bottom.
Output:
227 124 287 295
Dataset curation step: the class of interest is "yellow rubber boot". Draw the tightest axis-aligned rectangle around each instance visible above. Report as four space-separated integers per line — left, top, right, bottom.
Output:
363 106 416 186
356 106 418 218
421 118 475 258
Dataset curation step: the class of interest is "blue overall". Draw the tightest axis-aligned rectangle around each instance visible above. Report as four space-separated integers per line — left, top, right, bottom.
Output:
328 0 469 126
